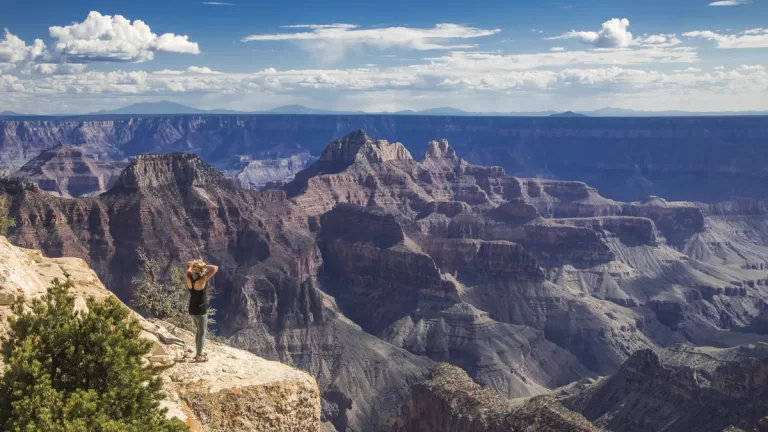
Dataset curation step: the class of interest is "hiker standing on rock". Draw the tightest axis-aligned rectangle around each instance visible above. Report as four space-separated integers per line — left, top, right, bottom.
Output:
185 259 218 362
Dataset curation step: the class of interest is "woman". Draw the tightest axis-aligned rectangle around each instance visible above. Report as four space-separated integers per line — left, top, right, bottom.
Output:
185 259 218 362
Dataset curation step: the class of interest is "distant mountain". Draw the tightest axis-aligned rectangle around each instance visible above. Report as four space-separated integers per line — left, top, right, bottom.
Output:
0 111 23 116
90 101 242 115
551 111 588 118
82 102 768 117
584 107 768 117
265 104 368 115
409 107 471 116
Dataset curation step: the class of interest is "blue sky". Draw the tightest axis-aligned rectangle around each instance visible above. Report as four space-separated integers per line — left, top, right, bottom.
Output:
1 0 767 113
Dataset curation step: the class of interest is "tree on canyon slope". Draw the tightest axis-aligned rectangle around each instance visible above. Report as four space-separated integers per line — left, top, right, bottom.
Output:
0 195 14 236
0 276 188 432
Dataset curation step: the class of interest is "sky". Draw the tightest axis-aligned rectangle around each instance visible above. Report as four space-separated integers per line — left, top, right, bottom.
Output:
1 0 767 114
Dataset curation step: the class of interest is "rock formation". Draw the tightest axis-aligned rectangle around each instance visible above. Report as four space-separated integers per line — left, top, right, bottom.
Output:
0 236 321 431
381 363 599 432
5 129 768 430
12 144 127 197
3 115 768 202
560 347 768 432
230 152 316 190
0 152 432 431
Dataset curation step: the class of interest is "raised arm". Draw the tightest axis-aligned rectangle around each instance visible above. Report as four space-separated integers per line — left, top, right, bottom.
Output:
200 264 218 284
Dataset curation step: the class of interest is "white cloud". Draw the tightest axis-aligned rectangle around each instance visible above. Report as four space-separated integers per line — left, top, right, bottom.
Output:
546 18 632 48
241 23 500 60
684 29 768 49
49 11 200 62
202 2 235 5
280 24 358 30
709 0 750 5
550 47 566 52
186 66 222 74
3 59 768 114
738 64 765 71
714 66 725 70
675 67 702 73
635 33 682 47
25 63 88 75
0 29 46 66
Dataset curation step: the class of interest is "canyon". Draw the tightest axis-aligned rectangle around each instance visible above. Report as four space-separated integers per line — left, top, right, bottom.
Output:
2 115 768 202
3 127 768 431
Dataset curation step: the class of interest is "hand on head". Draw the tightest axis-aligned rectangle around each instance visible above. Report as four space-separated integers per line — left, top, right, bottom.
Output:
187 259 207 274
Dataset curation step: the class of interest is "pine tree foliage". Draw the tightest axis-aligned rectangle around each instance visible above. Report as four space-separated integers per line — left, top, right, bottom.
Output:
0 276 188 432
0 195 15 236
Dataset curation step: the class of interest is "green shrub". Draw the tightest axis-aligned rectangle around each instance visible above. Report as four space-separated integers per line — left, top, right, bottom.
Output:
0 195 15 236
0 276 188 432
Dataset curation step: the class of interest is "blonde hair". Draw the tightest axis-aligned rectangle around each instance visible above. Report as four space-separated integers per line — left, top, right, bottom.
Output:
188 259 207 276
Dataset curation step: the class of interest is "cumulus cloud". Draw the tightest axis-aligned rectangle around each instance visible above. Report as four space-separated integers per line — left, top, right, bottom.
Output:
0 29 46 67
241 23 500 60
709 0 750 5
25 63 88 75
49 11 200 62
546 18 632 48
684 29 768 49
550 47 566 52
186 66 222 74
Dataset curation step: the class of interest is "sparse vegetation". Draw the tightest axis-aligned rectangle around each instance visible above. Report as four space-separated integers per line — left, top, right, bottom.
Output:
132 248 217 332
0 276 188 432
0 195 15 236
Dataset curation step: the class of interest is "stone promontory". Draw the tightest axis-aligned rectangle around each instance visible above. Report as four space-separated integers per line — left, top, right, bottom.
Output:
0 236 321 432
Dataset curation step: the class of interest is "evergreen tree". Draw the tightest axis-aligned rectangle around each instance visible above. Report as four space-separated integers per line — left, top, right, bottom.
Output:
0 195 15 236
0 276 188 432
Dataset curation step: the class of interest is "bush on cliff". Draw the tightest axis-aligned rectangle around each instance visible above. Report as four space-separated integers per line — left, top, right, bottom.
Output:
132 248 217 331
0 276 188 432
0 195 14 236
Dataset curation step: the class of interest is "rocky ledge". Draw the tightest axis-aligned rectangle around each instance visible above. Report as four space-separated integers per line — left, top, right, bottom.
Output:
381 363 599 432
0 236 321 432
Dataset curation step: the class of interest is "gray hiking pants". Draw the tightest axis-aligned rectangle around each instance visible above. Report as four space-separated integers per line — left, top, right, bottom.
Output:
191 314 207 356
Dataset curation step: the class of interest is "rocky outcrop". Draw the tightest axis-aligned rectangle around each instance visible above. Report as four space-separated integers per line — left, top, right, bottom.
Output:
231 152 317 190
561 348 768 432
0 236 321 432
11 144 127 197
621 197 705 246
381 363 600 432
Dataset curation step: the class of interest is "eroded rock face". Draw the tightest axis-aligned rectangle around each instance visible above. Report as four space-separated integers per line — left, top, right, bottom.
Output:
3 115 768 203
11 145 128 198
231 153 317 190
0 236 321 432
381 363 600 432
561 348 768 432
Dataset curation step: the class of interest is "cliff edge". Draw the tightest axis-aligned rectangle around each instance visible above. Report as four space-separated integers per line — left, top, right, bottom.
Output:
0 236 321 432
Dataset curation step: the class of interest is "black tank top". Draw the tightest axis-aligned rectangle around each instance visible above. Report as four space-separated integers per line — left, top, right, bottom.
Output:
187 275 208 315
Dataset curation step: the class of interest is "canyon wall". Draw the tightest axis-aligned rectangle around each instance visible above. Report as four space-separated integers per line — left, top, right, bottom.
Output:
3 115 768 202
